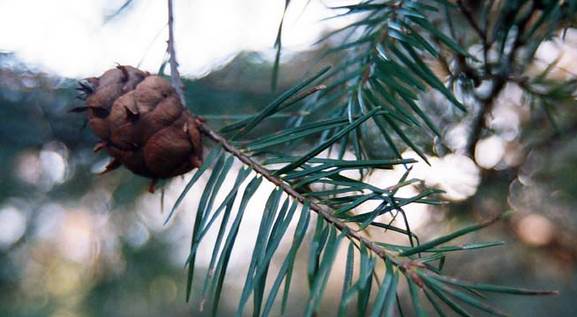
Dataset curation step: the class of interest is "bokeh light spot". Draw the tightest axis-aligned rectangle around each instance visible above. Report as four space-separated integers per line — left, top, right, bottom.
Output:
0 205 26 249
516 213 555 247
475 136 506 169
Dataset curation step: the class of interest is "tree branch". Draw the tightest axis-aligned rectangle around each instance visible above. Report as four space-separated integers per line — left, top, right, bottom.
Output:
464 2 534 158
165 0 391 261
465 78 506 157
197 122 391 259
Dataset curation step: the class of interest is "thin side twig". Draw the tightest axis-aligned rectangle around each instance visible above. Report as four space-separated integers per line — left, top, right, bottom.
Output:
456 0 486 43
167 0 185 105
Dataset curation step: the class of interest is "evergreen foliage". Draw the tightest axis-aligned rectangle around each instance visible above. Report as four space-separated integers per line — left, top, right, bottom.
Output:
158 1 577 315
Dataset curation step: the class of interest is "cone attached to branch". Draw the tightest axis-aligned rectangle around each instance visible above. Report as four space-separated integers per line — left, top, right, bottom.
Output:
75 65 203 192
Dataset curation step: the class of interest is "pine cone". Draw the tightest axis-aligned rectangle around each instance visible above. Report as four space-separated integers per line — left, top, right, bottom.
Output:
76 65 203 192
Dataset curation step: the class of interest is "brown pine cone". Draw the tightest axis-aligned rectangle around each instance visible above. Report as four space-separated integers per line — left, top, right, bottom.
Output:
76 65 203 192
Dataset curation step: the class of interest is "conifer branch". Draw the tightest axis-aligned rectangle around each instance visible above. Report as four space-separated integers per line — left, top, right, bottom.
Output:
165 0 390 261
196 122 392 259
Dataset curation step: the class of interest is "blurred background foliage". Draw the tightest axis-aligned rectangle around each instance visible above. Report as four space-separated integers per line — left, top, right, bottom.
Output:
1 0 577 316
